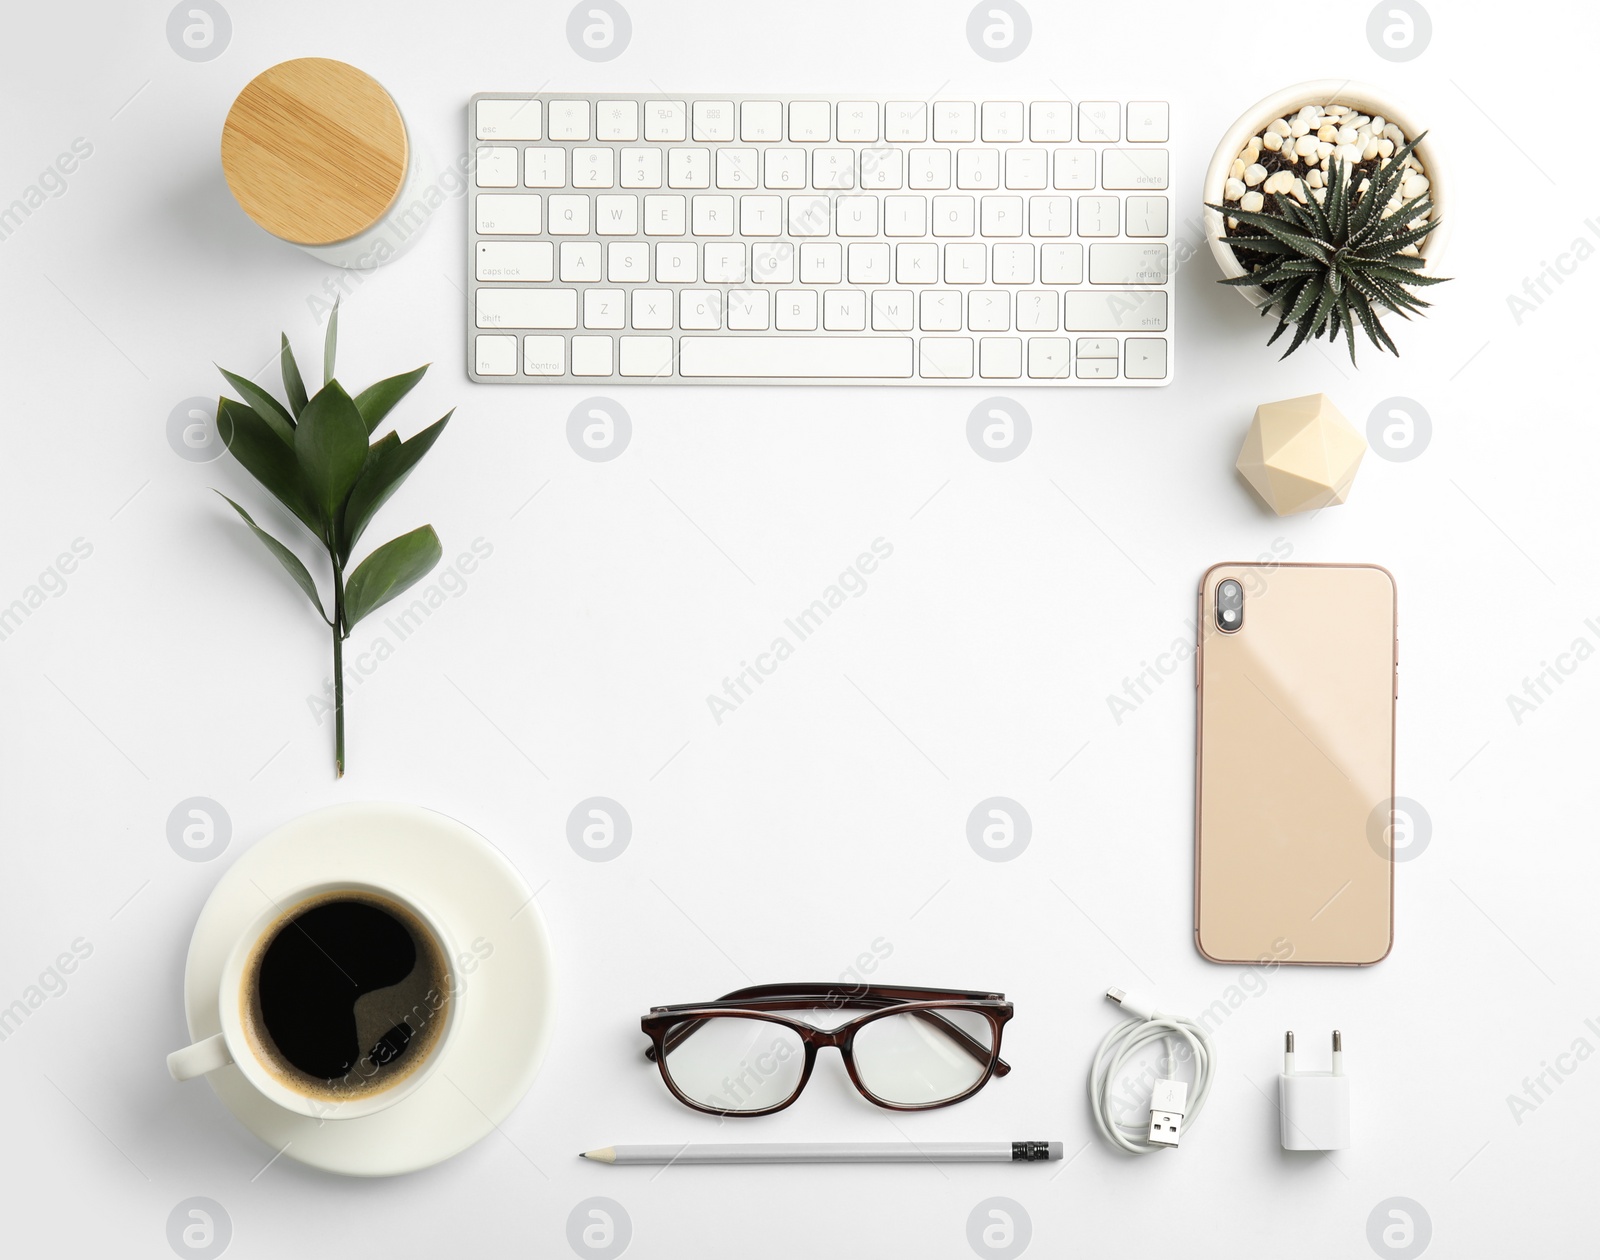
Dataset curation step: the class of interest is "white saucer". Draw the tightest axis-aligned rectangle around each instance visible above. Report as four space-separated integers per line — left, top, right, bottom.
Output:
180 802 554 1176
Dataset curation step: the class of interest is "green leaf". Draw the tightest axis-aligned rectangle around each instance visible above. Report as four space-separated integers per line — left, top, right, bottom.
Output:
217 367 294 441
353 365 429 435
324 299 339 387
343 525 443 629
281 334 308 417
294 381 371 527
339 411 452 559
217 493 328 621
217 398 321 534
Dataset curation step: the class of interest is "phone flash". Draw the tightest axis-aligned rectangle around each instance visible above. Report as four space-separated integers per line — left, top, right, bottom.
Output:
1222 609 1237 622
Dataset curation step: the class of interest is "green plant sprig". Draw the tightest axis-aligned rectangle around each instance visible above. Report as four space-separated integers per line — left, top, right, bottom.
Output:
214 301 452 777
1206 133 1450 362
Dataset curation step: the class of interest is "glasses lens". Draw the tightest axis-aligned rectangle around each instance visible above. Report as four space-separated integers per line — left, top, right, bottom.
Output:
660 1017 805 1113
850 1007 996 1106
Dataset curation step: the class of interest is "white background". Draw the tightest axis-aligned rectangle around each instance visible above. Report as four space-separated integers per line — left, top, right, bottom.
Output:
2 0 1597 1255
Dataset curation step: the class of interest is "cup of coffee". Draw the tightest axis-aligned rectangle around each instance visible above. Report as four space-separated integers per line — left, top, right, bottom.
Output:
168 881 458 1119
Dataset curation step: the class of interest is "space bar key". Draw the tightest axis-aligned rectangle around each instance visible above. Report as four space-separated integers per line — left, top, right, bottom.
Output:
678 336 914 379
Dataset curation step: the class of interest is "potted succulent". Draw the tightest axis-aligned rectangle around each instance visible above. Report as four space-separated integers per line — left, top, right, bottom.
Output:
1203 79 1450 361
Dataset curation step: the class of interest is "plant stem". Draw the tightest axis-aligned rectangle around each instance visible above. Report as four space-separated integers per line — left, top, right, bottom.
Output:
332 552 346 778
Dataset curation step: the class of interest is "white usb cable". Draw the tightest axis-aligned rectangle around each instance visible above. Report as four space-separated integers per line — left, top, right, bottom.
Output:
1088 988 1218 1154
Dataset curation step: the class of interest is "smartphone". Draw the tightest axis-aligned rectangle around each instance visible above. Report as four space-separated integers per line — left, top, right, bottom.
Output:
1194 563 1398 966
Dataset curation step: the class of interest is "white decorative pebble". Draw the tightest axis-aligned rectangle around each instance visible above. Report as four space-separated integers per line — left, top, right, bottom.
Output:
1337 126 1358 145
1335 144 1362 165
1317 123 1338 142
1326 104 1348 116
1294 134 1319 156
1363 139 1380 161
1290 117 1311 137
1316 141 1334 159
1382 123 1404 143
1224 177 1246 200
1263 130 1283 152
1244 163 1268 186
1306 168 1323 189
1231 158 1246 180
1240 190 1264 213
1269 118 1292 137
1370 116 1385 132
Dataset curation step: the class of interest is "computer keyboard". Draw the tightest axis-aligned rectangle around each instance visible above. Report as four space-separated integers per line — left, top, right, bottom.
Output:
468 95 1173 386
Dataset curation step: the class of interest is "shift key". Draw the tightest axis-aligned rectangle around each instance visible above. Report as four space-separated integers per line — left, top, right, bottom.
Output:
1089 244 1169 284
1063 289 1168 331
475 288 579 329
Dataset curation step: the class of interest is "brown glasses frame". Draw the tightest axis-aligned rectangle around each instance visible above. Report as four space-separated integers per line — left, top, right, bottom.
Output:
640 982 1013 1116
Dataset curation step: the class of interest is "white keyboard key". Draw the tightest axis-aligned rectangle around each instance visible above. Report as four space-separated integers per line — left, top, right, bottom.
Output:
871 290 914 330
620 335 675 377
896 243 939 284
1125 337 1168 378
741 101 783 142
993 242 1034 283
572 148 616 188
1040 243 1084 284
751 242 793 283
1089 243 1169 284
548 194 590 234
1127 101 1169 143
680 290 724 330
1076 196 1120 237
631 290 674 329
968 290 1009 330
1126 196 1169 238
476 240 553 281
823 291 866 330
595 194 637 234
739 195 783 236
1017 290 1058 330
980 337 1023 377
1078 101 1119 143
476 288 578 329
475 334 516 375
476 146 518 187
1077 338 1119 358
560 241 602 281
525 148 567 188
836 194 881 237
956 148 1000 189
1053 149 1095 189
596 100 638 141
1005 149 1048 190
788 193 831 236
644 194 686 235
523 335 564 375
584 288 625 328
1077 356 1118 379
476 193 541 234
477 98 541 141
1028 195 1072 236
919 337 973 378
981 102 1024 142
764 148 807 188
800 242 843 283
944 243 986 283
621 148 663 188
571 335 614 376
548 100 590 140
932 195 974 237
908 149 952 190
933 102 976 142
860 148 905 189
1027 338 1071 378
644 101 687 141
716 148 760 189
813 148 857 190
1101 149 1169 190
1063 290 1168 331
655 242 698 282
668 147 711 188
679 336 913 378
693 100 735 141
851 239 889 281
837 101 879 142
727 290 771 329
1029 101 1072 142
705 242 748 283
788 101 831 142
885 195 927 237
980 196 1024 237
919 290 960 330
775 290 819 330
885 102 927 142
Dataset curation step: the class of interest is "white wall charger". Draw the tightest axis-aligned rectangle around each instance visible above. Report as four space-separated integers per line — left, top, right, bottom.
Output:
1278 1030 1350 1151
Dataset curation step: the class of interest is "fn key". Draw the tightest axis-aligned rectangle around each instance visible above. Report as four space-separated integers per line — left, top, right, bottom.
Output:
1125 338 1167 380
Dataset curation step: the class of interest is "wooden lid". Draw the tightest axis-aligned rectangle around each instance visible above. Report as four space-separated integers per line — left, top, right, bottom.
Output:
221 58 408 246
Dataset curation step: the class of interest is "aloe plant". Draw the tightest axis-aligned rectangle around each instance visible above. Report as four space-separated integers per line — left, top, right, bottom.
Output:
1207 134 1449 362
214 303 452 776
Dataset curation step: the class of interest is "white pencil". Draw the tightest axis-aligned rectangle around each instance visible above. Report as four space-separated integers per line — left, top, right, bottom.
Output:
580 1141 1062 1165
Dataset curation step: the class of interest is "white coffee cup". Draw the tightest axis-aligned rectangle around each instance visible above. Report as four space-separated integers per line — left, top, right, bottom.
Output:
167 879 459 1120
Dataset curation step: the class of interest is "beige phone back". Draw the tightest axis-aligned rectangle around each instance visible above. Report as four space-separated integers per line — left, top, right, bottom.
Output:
1195 563 1397 966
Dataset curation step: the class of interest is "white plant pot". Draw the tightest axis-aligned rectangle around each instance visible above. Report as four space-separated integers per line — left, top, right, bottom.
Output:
1202 78 1450 310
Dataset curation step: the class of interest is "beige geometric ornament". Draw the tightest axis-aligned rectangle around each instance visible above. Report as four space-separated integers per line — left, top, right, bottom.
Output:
1237 393 1367 515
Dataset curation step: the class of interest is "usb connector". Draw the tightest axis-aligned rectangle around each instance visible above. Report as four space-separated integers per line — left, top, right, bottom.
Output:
1148 1077 1189 1146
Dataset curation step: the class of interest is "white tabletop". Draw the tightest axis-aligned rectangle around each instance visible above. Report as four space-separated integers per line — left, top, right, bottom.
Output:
1 1 1594 1256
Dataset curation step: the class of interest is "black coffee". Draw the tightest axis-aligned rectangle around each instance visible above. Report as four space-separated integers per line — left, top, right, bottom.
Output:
245 892 450 1100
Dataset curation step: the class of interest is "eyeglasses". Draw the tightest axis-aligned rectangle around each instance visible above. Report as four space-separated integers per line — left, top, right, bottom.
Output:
640 983 1013 1116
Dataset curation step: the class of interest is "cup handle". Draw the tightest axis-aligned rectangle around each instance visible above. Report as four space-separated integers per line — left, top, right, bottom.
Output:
167 1032 232 1082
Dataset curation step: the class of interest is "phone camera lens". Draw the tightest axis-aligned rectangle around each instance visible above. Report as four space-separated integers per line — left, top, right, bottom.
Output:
1216 579 1244 632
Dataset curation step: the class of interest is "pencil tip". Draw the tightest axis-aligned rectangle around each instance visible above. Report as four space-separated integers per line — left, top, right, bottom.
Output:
578 1152 588 1159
